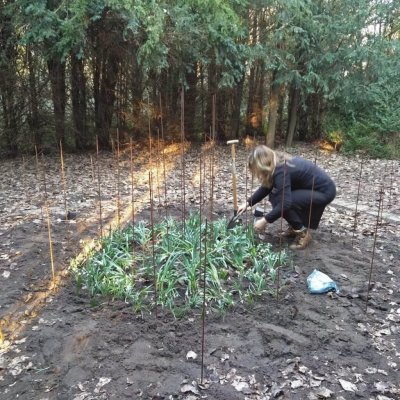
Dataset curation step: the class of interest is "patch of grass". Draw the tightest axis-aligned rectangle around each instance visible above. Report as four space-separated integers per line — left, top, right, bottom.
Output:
71 214 289 316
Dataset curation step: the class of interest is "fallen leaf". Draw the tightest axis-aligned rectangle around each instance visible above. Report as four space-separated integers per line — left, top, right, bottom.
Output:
232 379 249 392
316 387 334 398
186 350 197 360
291 380 304 389
94 377 111 393
338 379 357 392
2 271 10 279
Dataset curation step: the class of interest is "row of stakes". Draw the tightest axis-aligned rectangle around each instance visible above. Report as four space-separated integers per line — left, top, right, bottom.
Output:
1 98 398 385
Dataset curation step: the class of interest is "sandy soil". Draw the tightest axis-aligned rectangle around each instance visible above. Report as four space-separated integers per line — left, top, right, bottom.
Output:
0 142 399 399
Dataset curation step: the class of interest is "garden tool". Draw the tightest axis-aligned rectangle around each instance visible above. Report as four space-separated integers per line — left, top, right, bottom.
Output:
227 139 241 229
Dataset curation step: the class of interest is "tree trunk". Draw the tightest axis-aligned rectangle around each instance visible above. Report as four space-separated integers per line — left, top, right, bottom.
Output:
71 53 88 150
265 74 281 148
27 46 41 148
47 58 66 147
230 73 245 139
0 9 18 155
286 84 299 147
308 91 324 140
185 64 197 140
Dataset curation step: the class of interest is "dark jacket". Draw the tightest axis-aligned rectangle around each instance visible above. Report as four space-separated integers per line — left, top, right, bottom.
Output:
248 157 336 229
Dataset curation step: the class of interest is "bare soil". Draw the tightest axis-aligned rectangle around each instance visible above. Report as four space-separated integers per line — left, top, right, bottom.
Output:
0 142 399 400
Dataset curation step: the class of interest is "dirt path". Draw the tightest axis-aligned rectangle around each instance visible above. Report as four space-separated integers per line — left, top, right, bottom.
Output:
0 143 399 399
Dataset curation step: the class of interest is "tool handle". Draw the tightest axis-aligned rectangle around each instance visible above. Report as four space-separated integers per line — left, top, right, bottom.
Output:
232 172 238 212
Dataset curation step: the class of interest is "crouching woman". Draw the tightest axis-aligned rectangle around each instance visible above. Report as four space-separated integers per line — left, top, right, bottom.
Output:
238 145 336 249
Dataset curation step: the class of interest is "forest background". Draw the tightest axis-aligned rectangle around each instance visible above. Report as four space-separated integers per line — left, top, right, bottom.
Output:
0 0 399 158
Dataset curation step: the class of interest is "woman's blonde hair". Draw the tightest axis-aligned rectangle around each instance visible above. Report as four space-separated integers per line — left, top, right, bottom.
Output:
248 145 292 188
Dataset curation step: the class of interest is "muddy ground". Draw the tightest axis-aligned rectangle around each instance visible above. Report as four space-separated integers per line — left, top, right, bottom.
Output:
0 142 399 399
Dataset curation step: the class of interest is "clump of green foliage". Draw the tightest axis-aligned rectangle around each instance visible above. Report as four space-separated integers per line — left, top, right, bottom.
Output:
72 214 288 317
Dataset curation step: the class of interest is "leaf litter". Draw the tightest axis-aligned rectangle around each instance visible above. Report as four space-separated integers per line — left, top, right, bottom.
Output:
0 143 399 399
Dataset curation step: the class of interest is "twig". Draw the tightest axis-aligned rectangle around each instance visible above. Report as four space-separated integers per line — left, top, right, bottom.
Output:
352 157 364 246
365 186 384 313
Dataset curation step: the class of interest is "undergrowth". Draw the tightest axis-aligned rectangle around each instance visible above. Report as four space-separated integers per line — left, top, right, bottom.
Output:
71 214 289 317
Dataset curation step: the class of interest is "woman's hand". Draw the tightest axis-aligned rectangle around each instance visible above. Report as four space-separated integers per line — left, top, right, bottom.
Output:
254 217 267 232
237 202 249 215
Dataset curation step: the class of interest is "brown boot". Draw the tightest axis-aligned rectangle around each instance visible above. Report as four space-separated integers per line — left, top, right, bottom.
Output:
290 228 312 250
279 226 297 238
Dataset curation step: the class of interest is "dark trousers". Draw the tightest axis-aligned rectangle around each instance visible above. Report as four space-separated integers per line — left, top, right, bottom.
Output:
272 188 335 230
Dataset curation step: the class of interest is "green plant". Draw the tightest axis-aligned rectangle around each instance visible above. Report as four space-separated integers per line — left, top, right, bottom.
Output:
72 213 290 317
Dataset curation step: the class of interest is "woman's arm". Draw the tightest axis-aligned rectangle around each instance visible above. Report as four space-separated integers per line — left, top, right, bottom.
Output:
247 186 271 206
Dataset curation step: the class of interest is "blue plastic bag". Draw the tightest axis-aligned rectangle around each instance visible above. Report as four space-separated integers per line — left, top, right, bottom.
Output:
307 269 339 294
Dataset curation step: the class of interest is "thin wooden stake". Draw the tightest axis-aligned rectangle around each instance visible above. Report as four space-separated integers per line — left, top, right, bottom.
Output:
305 159 317 259
209 96 216 221
201 218 208 383
130 138 135 227
156 128 161 212
245 158 249 228
35 145 44 220
352 157 364 246
159 93 168 218
116 128 121 227
90 155 95 184
59 141 68 220
96 136 103 238
42 156 55 280
200 148 203 222
149 171 158 318
307 165 316 231
277 160 287 300
130 139 136 274
181 86 186 232
34 145 39 179
387 160 395 209
365 186 384 313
